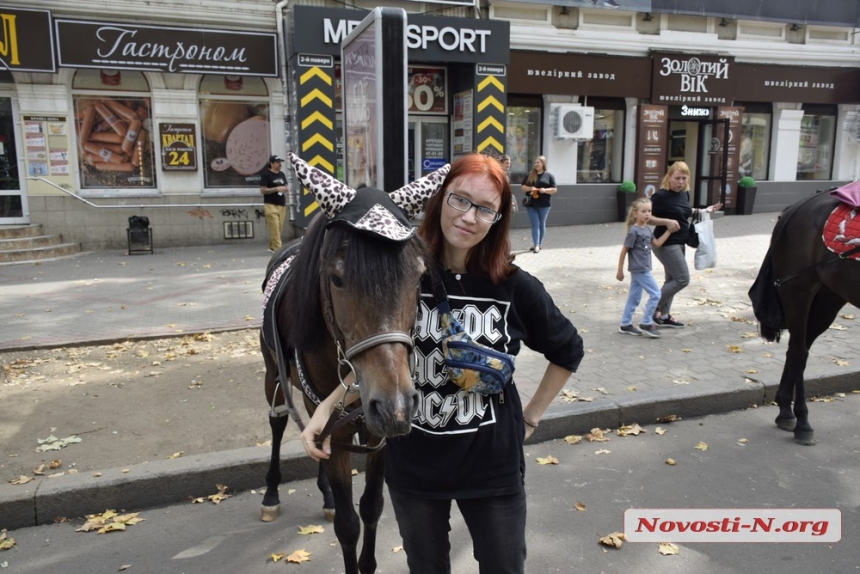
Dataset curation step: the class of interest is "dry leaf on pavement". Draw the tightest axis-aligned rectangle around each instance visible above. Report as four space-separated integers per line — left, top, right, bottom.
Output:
658 542 680 555
270 553 286 563
9 475 33 485
665 458 676 466
617 423 645 437
655 427 667 435
695 441 708 451
536 455 559 465
598 532 625 549
564 434 583 445
595 449 611 455
0 530 15 551
287 549 312 563
297 525 324 535
585 428 610 442
575 501 586 511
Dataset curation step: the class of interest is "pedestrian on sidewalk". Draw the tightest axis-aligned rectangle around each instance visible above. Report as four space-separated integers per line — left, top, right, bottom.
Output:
520 155 556 253
259 154 289 253
648 161 722 328
616 198 675 338
301 153 584 574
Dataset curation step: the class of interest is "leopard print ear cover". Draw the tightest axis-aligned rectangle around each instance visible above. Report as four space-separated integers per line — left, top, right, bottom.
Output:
288 152 449 220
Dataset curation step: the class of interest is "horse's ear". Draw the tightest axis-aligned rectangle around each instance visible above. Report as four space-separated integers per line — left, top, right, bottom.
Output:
389 164 451 219
288 152 356 219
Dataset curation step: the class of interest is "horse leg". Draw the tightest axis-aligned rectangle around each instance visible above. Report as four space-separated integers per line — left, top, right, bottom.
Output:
323 450 362 574
261 413 288 521
789 289 846 446
317 463 336 522
357 449 385 574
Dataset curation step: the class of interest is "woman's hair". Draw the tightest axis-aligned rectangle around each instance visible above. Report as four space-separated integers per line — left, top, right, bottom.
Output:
625 198 652 231
525 156 548 186
661 161 691 191
418 153 515 284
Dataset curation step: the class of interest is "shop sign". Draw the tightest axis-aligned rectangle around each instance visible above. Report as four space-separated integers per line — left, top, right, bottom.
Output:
159 123 197 172
733 63 860 104
55 19 278 76
508 51 650 98
408 67 446 114
681 105 710 117
0 7 55 72
292 6 509 64
652 53 735 105
635 104 668 200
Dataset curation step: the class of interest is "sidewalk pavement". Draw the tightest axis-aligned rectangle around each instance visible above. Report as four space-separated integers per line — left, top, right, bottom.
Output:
2 212 859 529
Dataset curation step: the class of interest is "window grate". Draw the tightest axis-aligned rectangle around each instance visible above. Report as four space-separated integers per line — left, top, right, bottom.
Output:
223 221 254 239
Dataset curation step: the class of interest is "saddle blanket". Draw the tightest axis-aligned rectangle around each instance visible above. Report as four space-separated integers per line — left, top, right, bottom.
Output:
822 203 860 260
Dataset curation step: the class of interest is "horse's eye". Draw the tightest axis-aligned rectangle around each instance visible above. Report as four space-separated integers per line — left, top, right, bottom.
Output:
331 275 344 288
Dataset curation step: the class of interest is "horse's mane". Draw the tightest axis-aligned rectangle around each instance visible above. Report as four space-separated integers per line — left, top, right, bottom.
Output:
281 216 428 352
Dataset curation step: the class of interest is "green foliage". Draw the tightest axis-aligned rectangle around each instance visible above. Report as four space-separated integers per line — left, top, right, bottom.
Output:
619 180 637 193
738 176 756 188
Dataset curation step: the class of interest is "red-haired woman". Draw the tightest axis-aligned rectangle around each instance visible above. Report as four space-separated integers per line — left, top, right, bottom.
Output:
302 153 583 573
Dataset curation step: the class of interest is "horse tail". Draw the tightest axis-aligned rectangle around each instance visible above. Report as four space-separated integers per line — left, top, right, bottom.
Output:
748 247 785 343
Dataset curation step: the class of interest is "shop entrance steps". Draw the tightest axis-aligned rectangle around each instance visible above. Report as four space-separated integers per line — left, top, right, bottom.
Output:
0 224 81 264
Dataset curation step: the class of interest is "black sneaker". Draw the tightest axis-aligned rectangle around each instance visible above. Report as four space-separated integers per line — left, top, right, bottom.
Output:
654 315 685 329
619 324 642 336
639 323 661 338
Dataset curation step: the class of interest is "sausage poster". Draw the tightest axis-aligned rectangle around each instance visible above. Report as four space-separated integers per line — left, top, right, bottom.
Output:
74 97 155 188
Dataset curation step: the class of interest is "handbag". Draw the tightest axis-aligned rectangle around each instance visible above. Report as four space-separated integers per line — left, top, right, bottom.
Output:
432 276 515 395
686 210 700 248
522 194 533 208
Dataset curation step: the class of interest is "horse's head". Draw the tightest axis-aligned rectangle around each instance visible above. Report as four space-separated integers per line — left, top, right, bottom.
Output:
289 153 450 437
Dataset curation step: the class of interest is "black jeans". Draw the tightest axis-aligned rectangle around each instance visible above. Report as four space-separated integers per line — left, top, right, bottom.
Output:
388 487 527 574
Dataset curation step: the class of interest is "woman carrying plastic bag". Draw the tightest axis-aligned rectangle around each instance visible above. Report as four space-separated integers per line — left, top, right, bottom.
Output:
694 211 717 270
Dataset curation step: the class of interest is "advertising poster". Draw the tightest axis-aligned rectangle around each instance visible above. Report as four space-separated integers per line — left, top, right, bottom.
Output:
453 90 473 161
22 116 73 189
74 97 156 188
159 123 198 172
408 67 447 115
342 23 378 190
200 100 269 187
635 104 668 199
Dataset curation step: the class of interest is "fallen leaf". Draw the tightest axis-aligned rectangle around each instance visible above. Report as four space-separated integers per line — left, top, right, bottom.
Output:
829 324 847 331
33 464 46 475
575 501 586 511
741 332 758 339
118 566 132 571
9 475 32 485
564 434 583 445
834 359 850 367
49 459 61 469
727 345 742 353
270 553 286 563
658 542 680 555
93 472 103 477
287 488 296 495
287 549 312 564
536 455 560 465
592 387 608 395
655 427 667 435
665 458 676 466
695 441 709 451
207 484 231 504
746 369 758 374
595 449 611 455
681 348 691 353
0 530 14 551
35 435 82 452
392 545 403 553
626 385 637 392
737 438 749 445
585 428 611 442
840 313 855 320
656 414 680 423
598 532 625 549
167 452 184 459
298 525 325 535
617 423 645 437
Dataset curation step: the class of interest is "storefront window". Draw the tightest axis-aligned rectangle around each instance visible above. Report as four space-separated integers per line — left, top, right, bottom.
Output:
72 70 156 189
797 105 836 180
199 75 270 188
737 103 771 181
577 107 624 183
506 102 542 184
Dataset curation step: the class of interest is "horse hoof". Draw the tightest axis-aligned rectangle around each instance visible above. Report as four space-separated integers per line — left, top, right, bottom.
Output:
261 504 280 522
323 508 335 523
794 431 816 446
775 416 796 432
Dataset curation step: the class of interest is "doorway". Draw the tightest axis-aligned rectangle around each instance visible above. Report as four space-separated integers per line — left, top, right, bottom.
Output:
407 116 448 182
0 97 26 224
667 118 728 208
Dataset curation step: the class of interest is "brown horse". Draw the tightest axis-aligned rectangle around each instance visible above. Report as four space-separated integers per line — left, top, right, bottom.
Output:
259 153 448 573
750 189 860 445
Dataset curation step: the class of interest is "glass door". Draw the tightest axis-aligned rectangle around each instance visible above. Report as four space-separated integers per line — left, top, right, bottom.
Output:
407 116 449 183
0 96 26 224
695 119 729 208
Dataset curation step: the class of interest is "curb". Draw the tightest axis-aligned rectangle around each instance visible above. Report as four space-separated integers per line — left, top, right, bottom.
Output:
3 371 858 532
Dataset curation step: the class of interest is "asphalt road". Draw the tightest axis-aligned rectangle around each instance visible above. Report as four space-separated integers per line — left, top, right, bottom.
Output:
3 394 859 573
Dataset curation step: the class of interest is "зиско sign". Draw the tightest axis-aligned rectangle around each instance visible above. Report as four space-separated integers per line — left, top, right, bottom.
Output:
54 19 278 76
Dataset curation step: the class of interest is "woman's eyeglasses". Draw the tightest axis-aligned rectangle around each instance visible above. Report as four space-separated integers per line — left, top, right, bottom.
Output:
446 192 501 224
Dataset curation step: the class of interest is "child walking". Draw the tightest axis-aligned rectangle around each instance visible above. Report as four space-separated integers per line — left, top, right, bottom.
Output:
616 198 675 338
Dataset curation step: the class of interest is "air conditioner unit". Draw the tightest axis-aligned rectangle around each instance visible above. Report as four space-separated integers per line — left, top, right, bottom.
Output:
555 105 594 139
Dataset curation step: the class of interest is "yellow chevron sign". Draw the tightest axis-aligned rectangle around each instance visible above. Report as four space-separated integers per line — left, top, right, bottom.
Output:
477 95 503 113
301 133 334 153
477 75 504 93
301 111 333 130
477 116 504 133
477 136 503 154
299 67 333 86
307 154 334 173
303 196 320 218
300 88 333 108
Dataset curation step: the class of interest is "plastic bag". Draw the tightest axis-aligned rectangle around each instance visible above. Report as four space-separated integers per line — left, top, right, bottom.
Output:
693 211 717 270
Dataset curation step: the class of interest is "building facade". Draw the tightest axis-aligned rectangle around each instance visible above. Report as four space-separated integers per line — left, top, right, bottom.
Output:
1 1 858 248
